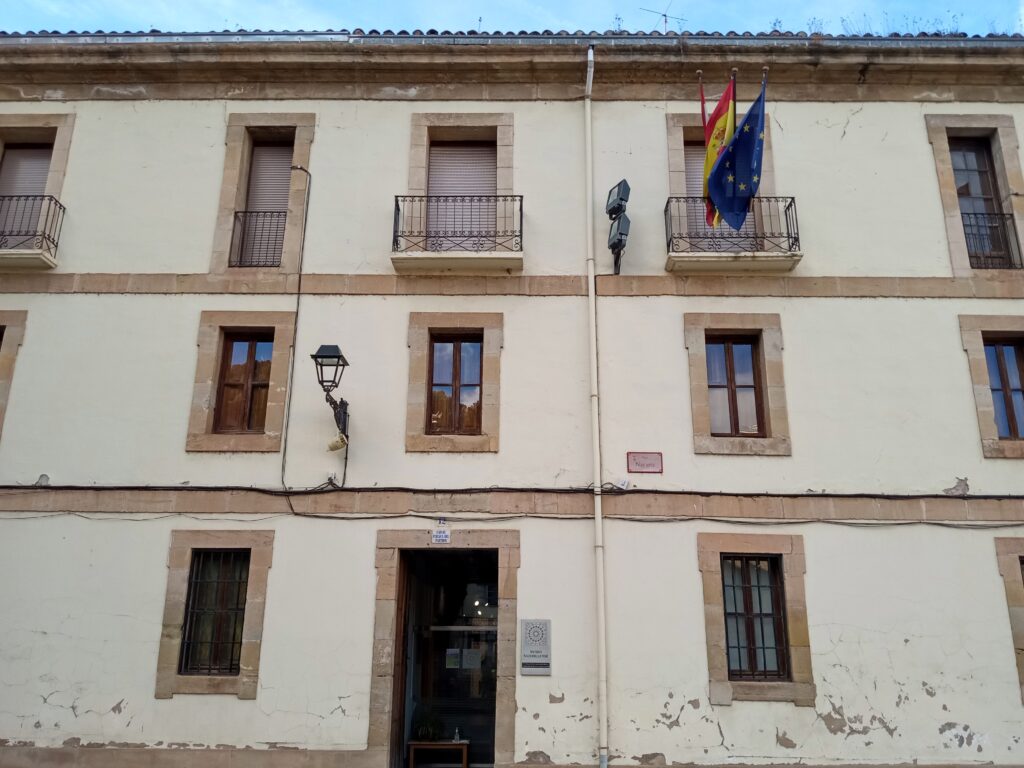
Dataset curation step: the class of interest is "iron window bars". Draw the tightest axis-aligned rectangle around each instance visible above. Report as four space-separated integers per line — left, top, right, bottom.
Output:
178 548 251 676
721 553 791 681
229 210 287 267
664 196 799 253
393 195 523 252
962 212 1022 269
0 195 66 259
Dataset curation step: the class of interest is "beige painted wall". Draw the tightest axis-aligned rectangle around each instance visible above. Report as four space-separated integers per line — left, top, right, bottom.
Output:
0 516 598 759
2 514 1024 763
0 293 593 489
3 293 1024 495
1 98 1021 277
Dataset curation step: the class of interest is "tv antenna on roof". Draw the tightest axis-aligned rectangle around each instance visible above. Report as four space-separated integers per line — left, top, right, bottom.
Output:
639 2 686 33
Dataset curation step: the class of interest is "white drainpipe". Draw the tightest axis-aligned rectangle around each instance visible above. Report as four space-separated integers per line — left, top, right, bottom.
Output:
583 44 610 768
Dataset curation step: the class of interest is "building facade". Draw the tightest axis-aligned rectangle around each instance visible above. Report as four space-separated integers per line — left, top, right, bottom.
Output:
1 28 1024 768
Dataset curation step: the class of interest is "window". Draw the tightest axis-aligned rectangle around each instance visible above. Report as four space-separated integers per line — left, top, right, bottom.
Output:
722 554 790 680
406 312 502 453
697 533 814 707
215 332 274 434
426 141 498 250
186 311 295 453
178 548 250 676
706 336 764 437
994 538 1024 705
985 340 1024 439
427 333 483 435
0 115 74 256
959 316 1024 459
683 313 791 456
155 530 274 699
0 310 27 446
925 115 1024 274
230 140 293 267
950 138 1019 269
210 113 314 274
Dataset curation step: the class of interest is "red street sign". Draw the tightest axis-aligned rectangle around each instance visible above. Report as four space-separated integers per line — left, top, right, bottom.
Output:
626 452 663 474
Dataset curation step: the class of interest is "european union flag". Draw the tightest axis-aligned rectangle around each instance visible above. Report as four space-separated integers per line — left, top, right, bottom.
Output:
707 80 766 231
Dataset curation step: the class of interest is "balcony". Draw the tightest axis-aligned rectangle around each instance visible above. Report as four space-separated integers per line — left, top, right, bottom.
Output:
663 196 802 273
963 212 1022 269
392 195 523 273
0 195 66 270
229 210 286 268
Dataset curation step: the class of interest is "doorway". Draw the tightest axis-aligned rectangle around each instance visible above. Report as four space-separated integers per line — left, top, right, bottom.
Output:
392 550 499 768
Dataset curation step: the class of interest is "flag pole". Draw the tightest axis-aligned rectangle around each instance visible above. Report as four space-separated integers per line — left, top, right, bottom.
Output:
730 67 737 129
697 69 706 130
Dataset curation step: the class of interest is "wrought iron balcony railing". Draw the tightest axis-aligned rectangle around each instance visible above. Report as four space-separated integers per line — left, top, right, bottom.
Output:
962 212 1022 269
0 195 66 259
393 195 523 252
664 196 800 253
229 210 287 267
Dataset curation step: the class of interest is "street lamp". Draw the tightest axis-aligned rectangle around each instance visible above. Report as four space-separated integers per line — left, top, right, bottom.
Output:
311 344 350 440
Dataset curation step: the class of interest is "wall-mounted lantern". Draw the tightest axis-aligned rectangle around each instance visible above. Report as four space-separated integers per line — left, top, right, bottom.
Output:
311 344 350 444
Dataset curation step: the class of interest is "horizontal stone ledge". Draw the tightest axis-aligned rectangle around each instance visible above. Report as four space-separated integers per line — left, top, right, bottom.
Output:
5 272 1024 298
1 487 1024 522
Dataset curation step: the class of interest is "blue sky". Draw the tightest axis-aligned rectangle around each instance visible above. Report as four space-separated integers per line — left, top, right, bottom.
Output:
1 0 1020 36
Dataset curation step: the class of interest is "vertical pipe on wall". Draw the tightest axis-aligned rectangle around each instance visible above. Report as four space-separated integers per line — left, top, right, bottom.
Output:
583 44 610 768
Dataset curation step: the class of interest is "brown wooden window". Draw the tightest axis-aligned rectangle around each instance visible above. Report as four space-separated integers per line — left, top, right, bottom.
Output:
214 331 274 433
706 335 764 437
721 554 790 680
950 137 1018 268
428 333 483 435
985 339 1024 439
178 548 250 676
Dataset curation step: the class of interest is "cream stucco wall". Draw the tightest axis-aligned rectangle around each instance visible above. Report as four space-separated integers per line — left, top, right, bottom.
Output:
0 515 598 757
2 514 1023 764
2 98 1021 278
2 293 1023 495
0 293 592 488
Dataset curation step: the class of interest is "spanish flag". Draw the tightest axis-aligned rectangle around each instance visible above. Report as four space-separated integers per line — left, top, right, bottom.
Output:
700 73 737 226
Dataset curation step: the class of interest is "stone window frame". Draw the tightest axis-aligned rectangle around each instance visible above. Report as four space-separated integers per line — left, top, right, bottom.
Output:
0 113 76 201
406 312 502 453
0 310 27 445
155 529 274 700
960 314 1024 459
209 113 315 274
186 310 295 453
995 537 1024 705
408 113 513 197
665 112 776 197
925 114 1024 277
369 529 519 767
697 532 815 707
683 313 791 456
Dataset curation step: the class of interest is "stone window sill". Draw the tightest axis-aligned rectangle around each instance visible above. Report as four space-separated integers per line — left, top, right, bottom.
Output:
694 435 792 456
186 432 282 453
406 433 498 453
983 438 1024 459
709 680 816 707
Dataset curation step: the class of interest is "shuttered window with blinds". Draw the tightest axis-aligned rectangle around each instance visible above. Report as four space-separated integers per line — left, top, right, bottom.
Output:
684 140 759 251
0 144 52 250
231 141 292 267
427 141 497 248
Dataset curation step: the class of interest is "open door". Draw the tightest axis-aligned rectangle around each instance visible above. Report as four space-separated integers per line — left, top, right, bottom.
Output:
392 550 498 768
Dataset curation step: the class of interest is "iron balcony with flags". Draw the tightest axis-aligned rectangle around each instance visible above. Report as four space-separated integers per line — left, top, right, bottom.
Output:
707 79 767 231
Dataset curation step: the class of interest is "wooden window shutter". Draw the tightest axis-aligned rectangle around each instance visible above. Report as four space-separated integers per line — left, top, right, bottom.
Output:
0 146 52 196
246 143 292 211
